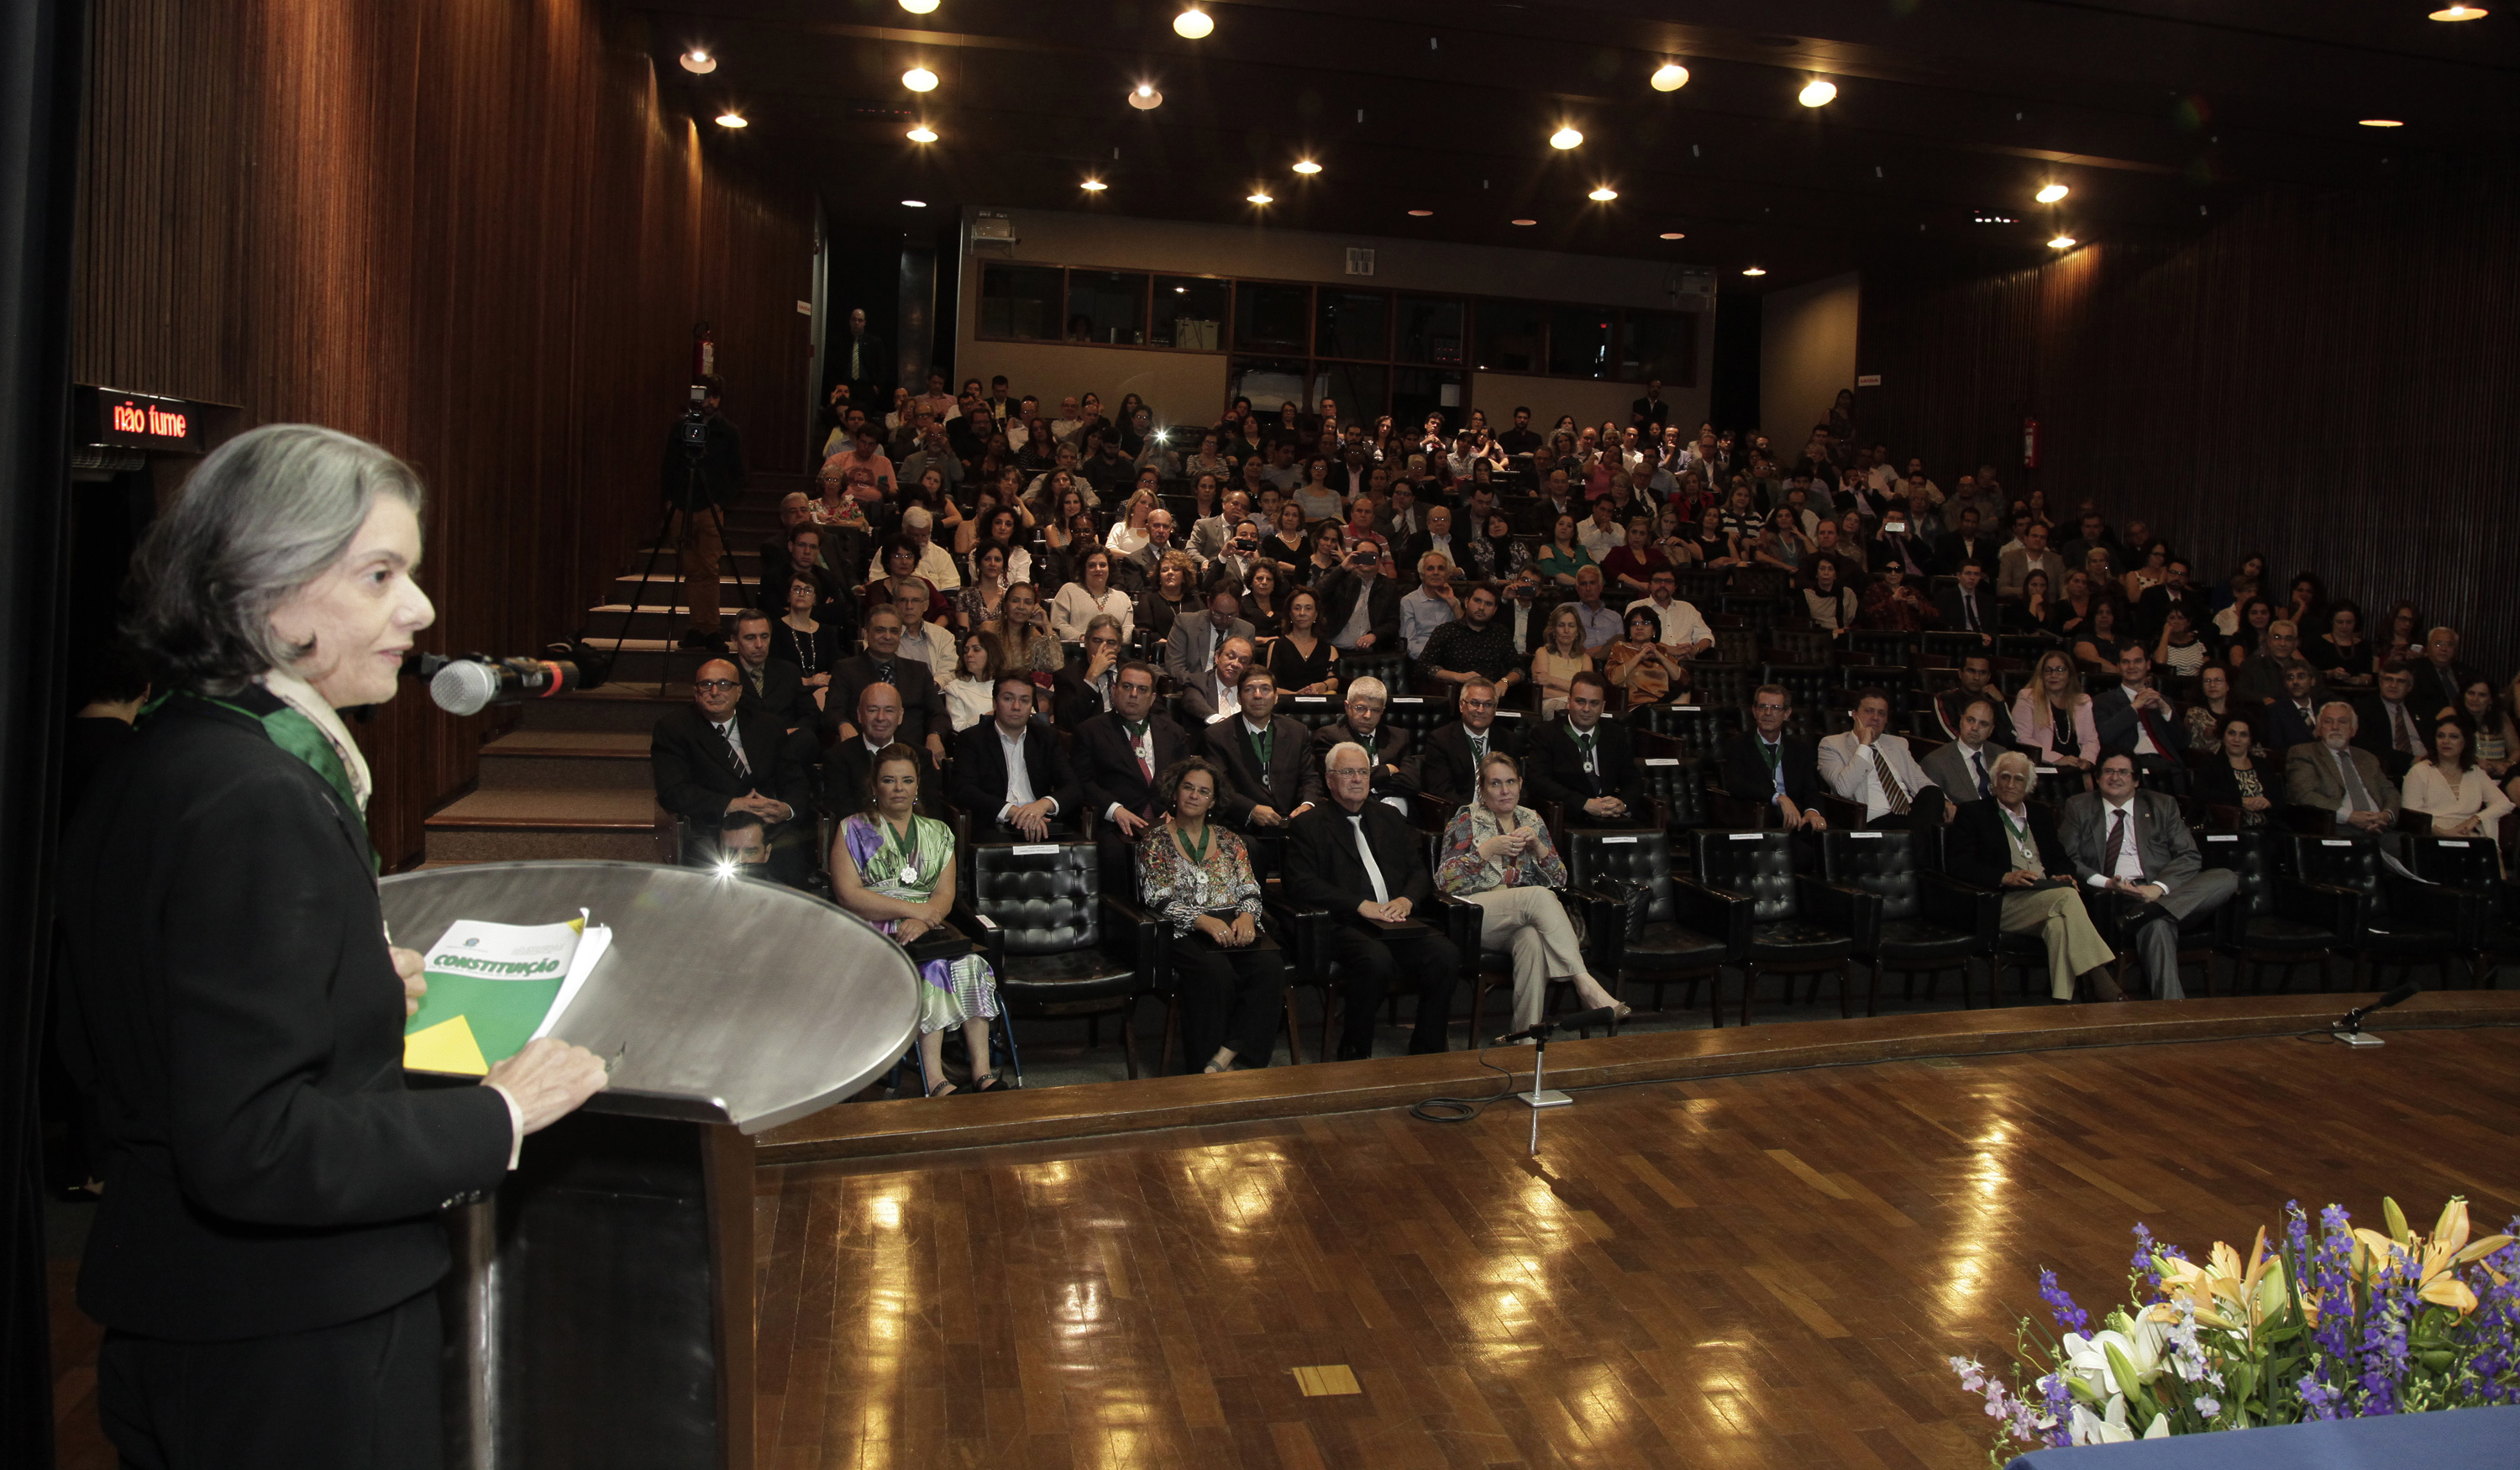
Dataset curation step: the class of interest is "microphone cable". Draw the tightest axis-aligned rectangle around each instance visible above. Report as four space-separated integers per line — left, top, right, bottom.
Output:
1407 1040 1525 1124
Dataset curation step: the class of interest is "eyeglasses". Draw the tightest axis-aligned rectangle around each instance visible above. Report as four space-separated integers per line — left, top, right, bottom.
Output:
694 679 740 691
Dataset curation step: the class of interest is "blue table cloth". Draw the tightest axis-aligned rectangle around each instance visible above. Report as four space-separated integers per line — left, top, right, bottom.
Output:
2005 1404 2520 1468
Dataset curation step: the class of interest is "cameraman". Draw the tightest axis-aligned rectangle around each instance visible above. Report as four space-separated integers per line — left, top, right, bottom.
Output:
661 375 748 653
1320 538 1400 654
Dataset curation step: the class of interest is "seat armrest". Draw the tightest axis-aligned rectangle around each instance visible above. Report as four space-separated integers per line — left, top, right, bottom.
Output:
1671 878 1753 953
1918 870 2002 948
948 901 1010 976
1263 895 1333 975
2381 869 2481 939
1795 875 1882 951
1100 892 1163 983
1560 885 1630 975
1431 893 1486 979
2274 878 2361 942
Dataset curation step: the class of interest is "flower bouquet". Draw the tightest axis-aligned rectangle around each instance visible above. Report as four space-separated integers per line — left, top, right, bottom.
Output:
1950 1196 2520 1459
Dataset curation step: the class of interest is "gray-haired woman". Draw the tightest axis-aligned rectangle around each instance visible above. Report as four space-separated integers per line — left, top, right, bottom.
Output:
58 424 607 1465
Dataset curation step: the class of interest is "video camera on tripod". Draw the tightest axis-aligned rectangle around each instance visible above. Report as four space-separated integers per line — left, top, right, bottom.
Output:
678 382 711 456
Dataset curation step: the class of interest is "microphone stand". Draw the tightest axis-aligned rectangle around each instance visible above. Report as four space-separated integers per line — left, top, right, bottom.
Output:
1524 1027 1571 1158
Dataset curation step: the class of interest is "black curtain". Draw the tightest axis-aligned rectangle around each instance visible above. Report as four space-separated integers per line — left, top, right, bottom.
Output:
0 0 87 1461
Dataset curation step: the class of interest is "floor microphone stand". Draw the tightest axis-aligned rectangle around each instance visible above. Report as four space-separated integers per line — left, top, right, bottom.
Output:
1523 1027 1572 1157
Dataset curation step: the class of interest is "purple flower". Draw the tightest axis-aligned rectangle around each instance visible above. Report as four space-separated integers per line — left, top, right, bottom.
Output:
2195 1394 2221 1419
2130 1222 2163 1291
2039 1268 2091 1334
2038 1370 2075 1449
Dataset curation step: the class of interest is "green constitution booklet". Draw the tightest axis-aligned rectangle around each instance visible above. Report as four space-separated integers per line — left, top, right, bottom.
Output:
402 912 612 1075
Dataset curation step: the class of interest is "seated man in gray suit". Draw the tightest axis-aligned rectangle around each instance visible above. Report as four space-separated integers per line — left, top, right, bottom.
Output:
1163 587 1255 686
1176 635 1257 727
2060 750 2238 1000
1816 687 1945 832
1919 695 2005 805
2284 701 2401 836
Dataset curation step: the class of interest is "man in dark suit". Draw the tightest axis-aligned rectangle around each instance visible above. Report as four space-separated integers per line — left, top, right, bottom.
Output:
1318 549 1402 654
837 305 888 403
822 680 936 819
827 606 948 768
1206 667 1324 831
2133 559 2202 643
1417 675 1525 808
948 673 1082 839
2407 625 2481 722
2260 659 2324 756
1075 661 1189 887
2355 660 2431 783
2092 643 2188 792
1932 506 1998 577
1931 651 2017 749
1053 617 1126 732
2061 751 2238 1000
1309 676 1417 808
1177 635 1258 727
1921 695 2007 806
1723 682 1829 836
1286 740 1463 1060
760 494 832 583
654 659 815 881
730 609 813 731
1525 671 1640 827
1948 755 2123 1003
1934 560 2000 645
759 522 849 622
2056 512 2123 573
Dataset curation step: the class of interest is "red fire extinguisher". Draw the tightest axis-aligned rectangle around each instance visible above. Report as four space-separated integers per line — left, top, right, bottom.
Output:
692 321 716 381
2022 417 2040 470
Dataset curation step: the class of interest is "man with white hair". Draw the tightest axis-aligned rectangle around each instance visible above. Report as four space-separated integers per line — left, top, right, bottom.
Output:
1944 750 2120 1001
1285 738 1462 1059
2286 701 2400 833
889 576 955 671
898 505 961 591
1399 553 1459 659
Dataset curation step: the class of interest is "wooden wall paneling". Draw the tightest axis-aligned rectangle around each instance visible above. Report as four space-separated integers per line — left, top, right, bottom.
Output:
73 0 816 866
1858 171 2520 677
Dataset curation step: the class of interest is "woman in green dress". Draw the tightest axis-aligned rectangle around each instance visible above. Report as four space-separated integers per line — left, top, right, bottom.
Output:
831 743 1004 1095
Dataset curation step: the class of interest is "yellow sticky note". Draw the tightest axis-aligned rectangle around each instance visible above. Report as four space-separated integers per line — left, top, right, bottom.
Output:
404 1014 490 1075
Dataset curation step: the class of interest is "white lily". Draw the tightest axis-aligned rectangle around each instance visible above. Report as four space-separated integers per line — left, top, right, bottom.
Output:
2071 1394 2134 1445
2060 1320 2166 1396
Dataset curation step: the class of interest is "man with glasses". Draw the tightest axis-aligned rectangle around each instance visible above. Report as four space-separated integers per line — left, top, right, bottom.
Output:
2061 750 2238 1000
1053 615 1129 732
1723 683 1828 846
1945 751 2121 1002
1075 661 1189 888
1310 677 1416 811
1286 742 1462 1060
828 606 950 769
1417 676 1524 808
652 659 811 881
1205 668 1322 832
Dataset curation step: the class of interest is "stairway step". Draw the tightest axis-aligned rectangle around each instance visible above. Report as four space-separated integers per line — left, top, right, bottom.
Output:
518 681 690 732
478 729 656 790
423 788 668 863
584 603 738 640
580 636 715 685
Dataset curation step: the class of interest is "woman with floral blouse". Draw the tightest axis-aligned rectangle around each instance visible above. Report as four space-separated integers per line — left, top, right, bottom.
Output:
1432 753 1628 1032
1138 756 1284 1074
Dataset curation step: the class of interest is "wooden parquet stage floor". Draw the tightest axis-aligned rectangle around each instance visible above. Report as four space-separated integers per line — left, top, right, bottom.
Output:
753 1021 2520 1469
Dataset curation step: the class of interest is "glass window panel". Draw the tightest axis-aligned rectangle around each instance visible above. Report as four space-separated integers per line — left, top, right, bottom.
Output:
1150 275 1228 350
1546 304 1614 379
1475 300 1546 374
1391 368 1466 439
1063 270 1147 345
1233 281 1311 352
1397 296 1466 365
1315 290 1389 360
1309 363 1387 428
979 264 1063 340
1227 357 1310 413
1619 310 1699 386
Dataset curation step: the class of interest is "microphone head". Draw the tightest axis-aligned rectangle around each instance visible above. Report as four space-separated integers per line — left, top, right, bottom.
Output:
430 659 501 717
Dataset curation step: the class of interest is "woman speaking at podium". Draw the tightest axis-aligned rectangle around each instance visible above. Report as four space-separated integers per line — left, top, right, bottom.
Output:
55 425 608 1468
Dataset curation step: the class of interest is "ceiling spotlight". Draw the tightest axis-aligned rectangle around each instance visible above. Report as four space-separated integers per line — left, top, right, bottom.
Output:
1129 83 1163 109
1550 126 1583 150
1407 208 1433 217
2359 118 2405 128
1510 218 1537 226
1173 6 1215 38
902 199 927 208
2047 234 2077 249
2035 182 2070 204
899 0 939 11
902 66 937 92
714 111 747 129
2429 3 2486 18
1247 192 1273 204
1080 178 1108 192
906 124 938 143
1741 265 1767 276
1651 62 1690 92
1798 78 1837 108
679 49 717 75
1293 160 1322 175
1588 186 1618 202
1659 231 1685 240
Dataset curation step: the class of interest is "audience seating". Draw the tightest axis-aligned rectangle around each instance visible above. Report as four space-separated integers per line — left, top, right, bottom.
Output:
1689 830 1879 1026
1820 829 1998 1014
2286 834 2474 992
956 837 1163 1077
2200 829 2344 994
1563 827 1747 1019
2402 834 2517 990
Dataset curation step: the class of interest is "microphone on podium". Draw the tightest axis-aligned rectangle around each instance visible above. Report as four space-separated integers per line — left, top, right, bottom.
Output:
403 646 605 717
1491 1005 1620 1047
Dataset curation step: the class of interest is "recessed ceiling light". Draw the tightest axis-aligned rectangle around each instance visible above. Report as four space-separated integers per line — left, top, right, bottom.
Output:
1510 218 1537 226
1549 127 1583 150
1651 62 1690 92
906 124 937 143
899 0 939 12
1129 83 1163 110
2429 3 2486 18
901 199 927 208
1407 208 1434 217
1173 6 1214 38
1658 231 1685 240
902 66 937 92
1293 160 1322 175
1741 265 1767 276
679 49 717 75
1173 286 1187 293
2047 234 2077 249
2035 182 2069 203
1080 178 1107 192
1247 192 1273 204
2359 118 2405 128
1798 78 1837 108
1588 186 1618 202
714 111 747 129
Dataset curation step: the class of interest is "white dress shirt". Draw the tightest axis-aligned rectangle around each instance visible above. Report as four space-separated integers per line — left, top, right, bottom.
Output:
1625 596 1712 649
997 724 1053 820
2083 795 2173 892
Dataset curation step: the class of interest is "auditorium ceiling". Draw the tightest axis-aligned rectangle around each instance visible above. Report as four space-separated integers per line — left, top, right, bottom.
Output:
633 0 2520 291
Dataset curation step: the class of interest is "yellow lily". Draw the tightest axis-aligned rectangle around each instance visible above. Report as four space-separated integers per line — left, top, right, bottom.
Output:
2145 1228 2290 1334
2350 1196 2514 1315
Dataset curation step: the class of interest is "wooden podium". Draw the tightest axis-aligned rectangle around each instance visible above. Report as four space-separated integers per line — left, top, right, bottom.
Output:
382 861 921 1470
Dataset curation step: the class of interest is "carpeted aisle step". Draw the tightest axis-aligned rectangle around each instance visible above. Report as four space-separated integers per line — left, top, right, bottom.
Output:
423 788 671 863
